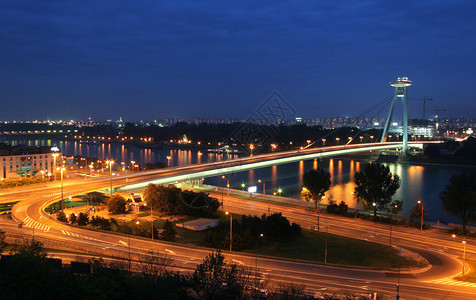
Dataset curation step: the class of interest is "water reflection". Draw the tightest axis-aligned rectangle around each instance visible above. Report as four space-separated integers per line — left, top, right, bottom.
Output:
0 137 237 167
1 137 474 223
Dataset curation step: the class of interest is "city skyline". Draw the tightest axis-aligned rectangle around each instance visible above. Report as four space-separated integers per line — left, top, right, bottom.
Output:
1 1 475 121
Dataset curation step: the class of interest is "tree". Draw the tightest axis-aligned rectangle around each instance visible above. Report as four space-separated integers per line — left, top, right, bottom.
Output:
56 211 68 223
108 195 127 214
354 163 400 218
85 192 107 205
0 229 5 250
69 213 77 224
77 212 89 226
302 168 331 209
191 250 250 299
159 220 176 241
440 173 476 234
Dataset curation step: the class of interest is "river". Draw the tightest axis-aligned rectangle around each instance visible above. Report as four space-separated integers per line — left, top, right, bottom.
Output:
1 137 474 224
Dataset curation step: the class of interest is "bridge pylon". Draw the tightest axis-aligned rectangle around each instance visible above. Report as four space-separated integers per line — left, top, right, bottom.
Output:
381 77 412 153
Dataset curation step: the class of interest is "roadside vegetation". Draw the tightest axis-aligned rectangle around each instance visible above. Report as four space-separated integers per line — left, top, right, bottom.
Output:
0 177 49 189
0 240 385 299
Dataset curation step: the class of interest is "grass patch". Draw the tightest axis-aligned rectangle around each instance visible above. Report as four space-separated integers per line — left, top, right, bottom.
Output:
243 230 418 269
454 259 476 283
172 226 418 269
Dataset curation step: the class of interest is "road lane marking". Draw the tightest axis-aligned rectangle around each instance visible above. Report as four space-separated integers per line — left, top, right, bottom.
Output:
232 259 244 265
22 216 50 232
165 249 175 255
60 229 100 241
424 277 476 288
119 240 128 246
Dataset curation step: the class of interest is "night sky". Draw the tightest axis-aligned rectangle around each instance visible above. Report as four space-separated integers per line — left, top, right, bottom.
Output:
1 1 475 121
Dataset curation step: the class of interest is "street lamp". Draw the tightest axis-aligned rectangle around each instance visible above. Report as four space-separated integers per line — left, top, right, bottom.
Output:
225 212 232 251
324 221 328 263
249 144 254 155
277 188 282 197
452 234 467 276
144 203 154 240
258 179 266 201
255 233 264 285
57 167 65 210
335 137 340 145
241 183 245 191
106 160 114 197
52 152 59 180
222 175 230 196
417 200 424 231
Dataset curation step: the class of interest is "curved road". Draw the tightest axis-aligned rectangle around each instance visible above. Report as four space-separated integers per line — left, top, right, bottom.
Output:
2 143 475 299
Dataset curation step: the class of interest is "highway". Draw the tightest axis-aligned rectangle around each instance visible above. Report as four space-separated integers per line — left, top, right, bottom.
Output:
2 142 475 299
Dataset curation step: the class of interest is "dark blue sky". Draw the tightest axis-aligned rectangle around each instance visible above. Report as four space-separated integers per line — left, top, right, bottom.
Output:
1 0 475 121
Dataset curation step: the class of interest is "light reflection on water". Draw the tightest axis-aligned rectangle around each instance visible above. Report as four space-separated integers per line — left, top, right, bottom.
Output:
205 157 475 224
0 137 237 167
2 137 475 223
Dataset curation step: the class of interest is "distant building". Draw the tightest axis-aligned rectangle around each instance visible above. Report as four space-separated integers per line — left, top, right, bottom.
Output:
388 119 437 138
0 143 59 179
409 119 437 137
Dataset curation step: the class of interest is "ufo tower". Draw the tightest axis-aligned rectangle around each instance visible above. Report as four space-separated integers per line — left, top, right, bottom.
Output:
381 76 412 153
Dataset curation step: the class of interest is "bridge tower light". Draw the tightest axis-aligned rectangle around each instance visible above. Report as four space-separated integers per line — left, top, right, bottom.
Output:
381 77 412 153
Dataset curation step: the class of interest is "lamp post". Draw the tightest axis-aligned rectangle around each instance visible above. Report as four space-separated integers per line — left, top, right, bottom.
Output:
452 234 467 276
106 160 114 197
32 216 42 241
324 221 328 263
417 200 424 231
145 203 154 240
258 179 265 201
397 247 402 300
241 183 245 191
226 212 232 251
390 204 398 245
52 152 59 180
57 167 65 211
463 240 467 276
277 188 282 197
249 144 254 156
255 233 263 286
222 175 230 196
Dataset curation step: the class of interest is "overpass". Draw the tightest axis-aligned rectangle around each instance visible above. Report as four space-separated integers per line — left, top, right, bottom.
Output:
118 141 424 192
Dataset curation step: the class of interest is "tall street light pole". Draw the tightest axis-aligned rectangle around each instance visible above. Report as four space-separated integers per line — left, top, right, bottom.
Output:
255 233 263 287
106 160 114 197
258 179 265 202
222 175 230 196
463 240 467 276
58 167 65 211
52 153 59 180
145 203 154 240
226 212 232 251
324 221 328 263
452 234 467 277
417 200 424 231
